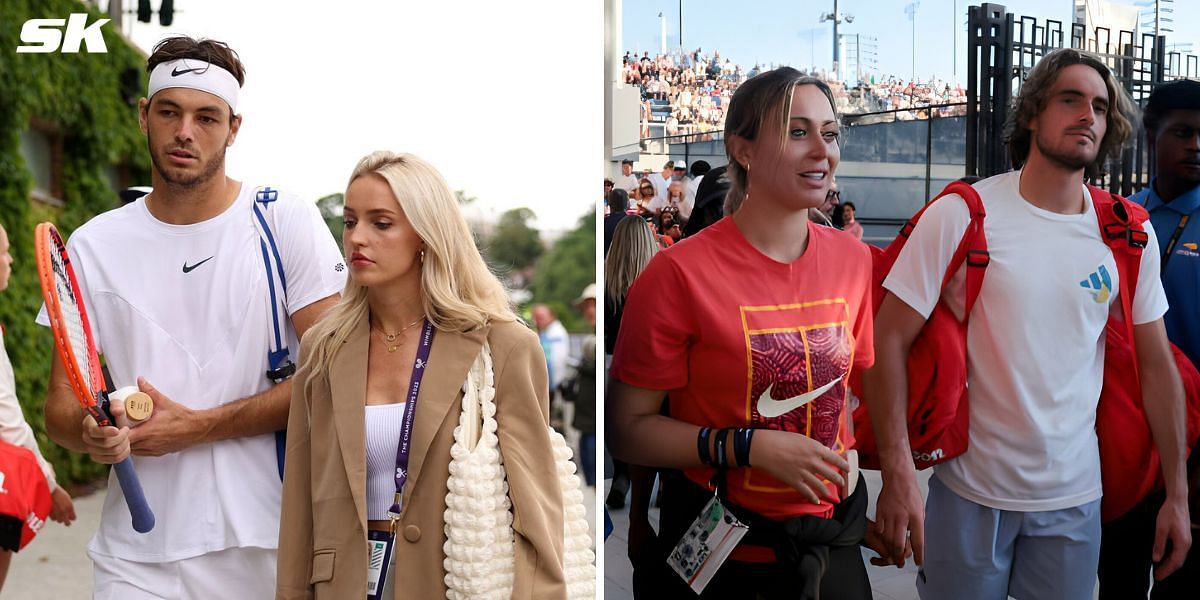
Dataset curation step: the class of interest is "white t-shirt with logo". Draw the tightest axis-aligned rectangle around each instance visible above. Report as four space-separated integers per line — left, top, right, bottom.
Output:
884 170 1168 512
37 183 345 562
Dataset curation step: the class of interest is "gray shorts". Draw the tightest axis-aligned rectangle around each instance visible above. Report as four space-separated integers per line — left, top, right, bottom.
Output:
917 474 1101 600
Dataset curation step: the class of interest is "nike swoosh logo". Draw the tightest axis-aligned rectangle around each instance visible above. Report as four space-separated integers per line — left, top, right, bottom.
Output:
172 66 204 77
756 375 843 418
182 256 214 273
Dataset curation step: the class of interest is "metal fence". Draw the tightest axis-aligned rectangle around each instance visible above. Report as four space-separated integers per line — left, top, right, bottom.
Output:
967 2 1200 196
843 104 969 203
636 130 727 166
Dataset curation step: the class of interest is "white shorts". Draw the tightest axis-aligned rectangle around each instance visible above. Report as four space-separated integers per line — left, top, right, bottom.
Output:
91 546 277 600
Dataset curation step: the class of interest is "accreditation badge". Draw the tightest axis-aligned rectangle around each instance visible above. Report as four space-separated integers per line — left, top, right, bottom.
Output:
366 530 395 600
667 494 749 594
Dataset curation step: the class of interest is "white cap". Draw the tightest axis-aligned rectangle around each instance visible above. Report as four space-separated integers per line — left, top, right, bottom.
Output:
574 283 597 305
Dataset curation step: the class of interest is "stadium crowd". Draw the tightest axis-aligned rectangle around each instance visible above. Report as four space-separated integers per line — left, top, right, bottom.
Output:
623 48 970 141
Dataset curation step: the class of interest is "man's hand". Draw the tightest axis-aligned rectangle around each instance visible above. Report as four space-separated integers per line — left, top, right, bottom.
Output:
49 487 76 525
81 412 131 464
1153 494 1192 579
127 377 209 456
873 474 925 568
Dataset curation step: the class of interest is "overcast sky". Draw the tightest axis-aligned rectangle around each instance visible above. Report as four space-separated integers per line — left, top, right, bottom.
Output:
118 0 601 234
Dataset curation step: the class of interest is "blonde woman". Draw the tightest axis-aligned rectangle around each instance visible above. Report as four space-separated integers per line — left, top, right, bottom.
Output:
634 179 657 215
276 152 565 599
602 215 661 595
603 215 659 359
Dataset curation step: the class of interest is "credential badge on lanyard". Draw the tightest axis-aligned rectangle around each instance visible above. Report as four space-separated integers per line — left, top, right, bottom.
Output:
368 320 435 600
667 488 749 594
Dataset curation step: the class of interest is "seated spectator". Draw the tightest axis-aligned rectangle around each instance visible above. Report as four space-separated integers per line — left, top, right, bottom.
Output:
649 180 691 224
615 159 639 193
634 179 657 216
659 210 683 244
645 215 673 249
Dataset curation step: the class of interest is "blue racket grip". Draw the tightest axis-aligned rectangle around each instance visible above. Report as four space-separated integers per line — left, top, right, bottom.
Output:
112 458 155 533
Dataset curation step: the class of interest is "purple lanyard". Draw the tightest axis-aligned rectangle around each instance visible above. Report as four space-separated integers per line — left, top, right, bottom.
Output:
390 320 436 516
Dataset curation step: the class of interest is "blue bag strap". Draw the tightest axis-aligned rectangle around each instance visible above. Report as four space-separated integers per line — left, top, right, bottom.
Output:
251 186 292 479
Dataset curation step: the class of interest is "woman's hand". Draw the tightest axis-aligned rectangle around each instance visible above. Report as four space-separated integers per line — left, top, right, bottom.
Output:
863 518 912 567
749 429 848 503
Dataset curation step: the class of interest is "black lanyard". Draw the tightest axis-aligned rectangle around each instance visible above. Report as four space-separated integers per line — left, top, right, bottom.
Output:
389 320 436 518
1141 192 1193 273
1162 214 1191 272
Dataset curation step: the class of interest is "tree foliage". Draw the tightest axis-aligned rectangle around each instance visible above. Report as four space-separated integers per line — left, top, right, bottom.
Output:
488 207 543 271
316 193 344 252
454 190 476 205
531 210 596 333
0 0 151 484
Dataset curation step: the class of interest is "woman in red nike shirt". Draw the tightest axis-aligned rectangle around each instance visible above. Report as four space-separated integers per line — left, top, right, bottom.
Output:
608 67 876 599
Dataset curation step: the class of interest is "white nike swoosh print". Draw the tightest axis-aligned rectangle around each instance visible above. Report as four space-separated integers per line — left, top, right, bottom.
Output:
755 375 843 418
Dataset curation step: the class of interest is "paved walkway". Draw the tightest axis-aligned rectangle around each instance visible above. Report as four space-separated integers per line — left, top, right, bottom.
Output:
7 484 102 598
4 467 598 600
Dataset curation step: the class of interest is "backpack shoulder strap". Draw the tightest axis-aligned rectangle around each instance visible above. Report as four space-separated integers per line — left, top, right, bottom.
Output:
250 186 295 383
250 186 293 481
1089 184 1147 381
898 180 990 319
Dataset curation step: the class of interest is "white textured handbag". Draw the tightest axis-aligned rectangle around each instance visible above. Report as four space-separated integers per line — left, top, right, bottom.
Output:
444 341 596 599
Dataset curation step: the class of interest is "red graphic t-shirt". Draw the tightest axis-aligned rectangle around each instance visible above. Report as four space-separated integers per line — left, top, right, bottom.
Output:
610 217 874 519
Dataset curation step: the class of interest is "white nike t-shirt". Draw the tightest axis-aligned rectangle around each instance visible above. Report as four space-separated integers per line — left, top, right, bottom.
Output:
884 170 1168 511
37 183 345 562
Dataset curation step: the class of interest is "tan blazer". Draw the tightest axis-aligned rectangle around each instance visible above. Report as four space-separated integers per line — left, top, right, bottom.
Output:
276 316 566 599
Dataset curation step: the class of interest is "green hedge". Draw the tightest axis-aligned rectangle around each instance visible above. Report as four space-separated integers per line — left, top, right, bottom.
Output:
0 0 150 484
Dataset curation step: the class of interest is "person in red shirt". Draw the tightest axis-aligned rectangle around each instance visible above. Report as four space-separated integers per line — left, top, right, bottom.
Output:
608 67 876 599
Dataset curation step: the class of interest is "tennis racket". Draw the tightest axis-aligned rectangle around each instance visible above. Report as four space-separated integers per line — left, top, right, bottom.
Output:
35 222 155 533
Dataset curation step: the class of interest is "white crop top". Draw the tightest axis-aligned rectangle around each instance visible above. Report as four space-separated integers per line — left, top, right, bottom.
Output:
365 403 407 520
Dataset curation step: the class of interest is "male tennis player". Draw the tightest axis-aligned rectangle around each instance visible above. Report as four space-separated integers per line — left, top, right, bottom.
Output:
39 37 344 597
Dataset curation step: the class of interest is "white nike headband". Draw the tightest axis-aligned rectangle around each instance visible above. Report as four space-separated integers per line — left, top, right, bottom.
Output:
147 58 240 113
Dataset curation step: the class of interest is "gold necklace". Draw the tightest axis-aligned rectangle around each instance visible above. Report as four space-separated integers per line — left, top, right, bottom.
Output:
372 317 423 353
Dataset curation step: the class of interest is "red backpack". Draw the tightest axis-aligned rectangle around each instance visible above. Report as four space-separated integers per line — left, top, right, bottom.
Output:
0 440 51 552
849 180 987 470
1093 190 1200 522
850 182 1200 521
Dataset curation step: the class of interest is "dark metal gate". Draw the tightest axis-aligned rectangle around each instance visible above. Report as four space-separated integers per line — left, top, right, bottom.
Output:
966 2 1200 196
